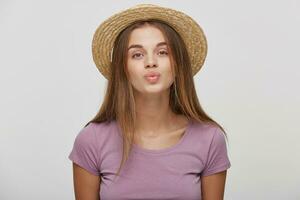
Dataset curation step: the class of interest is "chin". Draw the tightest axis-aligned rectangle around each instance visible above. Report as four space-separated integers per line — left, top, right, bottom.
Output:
144 86 169 94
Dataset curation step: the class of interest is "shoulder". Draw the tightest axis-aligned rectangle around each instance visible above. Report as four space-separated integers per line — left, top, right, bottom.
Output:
74 120 116 147
190 121 227 147
192 121 224 137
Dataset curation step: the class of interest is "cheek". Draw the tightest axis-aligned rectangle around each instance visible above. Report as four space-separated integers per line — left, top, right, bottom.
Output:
127 64 143 84
163 72 175 87
162 61 175 81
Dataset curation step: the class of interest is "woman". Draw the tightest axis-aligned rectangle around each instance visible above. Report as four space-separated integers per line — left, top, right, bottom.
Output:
68 4 231 200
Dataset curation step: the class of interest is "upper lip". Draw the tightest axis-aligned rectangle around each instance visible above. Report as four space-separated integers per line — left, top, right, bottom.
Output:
144 71 161 77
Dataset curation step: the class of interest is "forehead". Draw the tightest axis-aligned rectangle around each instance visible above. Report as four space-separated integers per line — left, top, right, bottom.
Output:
127 25 166 46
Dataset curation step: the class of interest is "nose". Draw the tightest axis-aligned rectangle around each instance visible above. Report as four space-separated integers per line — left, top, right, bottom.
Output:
144 54 158 68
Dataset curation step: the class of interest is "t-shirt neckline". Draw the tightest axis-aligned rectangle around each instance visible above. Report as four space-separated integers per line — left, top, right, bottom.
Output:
131 119 193 155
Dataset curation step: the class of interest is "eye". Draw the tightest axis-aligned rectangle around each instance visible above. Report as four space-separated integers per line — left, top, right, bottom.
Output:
158 50 168 56
132 52 143 59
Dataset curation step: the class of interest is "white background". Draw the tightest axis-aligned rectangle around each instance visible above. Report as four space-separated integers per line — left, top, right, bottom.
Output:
1 0 299 199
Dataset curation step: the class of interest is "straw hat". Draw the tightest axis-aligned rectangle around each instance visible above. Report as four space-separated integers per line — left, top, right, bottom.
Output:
92 3 207 80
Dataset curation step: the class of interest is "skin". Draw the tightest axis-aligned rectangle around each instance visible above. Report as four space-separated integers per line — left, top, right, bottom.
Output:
72 163 100 200
126 24 189 146
71 25 227 200
201 171 228 200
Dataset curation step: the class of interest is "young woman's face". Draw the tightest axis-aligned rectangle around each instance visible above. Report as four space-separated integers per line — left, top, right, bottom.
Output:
126 25 174 96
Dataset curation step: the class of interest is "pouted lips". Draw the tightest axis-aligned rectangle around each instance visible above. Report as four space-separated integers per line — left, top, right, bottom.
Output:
144 72 161 83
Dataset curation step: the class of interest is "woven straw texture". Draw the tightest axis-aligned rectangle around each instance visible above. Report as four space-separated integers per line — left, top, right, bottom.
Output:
92 4 207 80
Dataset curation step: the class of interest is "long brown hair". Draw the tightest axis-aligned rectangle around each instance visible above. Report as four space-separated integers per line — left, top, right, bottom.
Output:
84 19 228 179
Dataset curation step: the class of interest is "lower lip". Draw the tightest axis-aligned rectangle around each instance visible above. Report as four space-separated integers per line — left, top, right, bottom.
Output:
145 75 160 83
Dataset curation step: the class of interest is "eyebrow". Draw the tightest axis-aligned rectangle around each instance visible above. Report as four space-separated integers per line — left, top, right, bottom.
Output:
127 42 168 51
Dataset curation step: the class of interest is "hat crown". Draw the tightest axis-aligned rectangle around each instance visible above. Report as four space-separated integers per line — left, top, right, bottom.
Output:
131 4 158 9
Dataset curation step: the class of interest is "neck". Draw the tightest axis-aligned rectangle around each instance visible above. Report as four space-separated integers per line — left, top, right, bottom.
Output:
133 89 185 137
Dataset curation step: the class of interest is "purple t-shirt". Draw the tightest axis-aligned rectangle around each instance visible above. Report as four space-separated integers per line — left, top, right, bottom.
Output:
68 119 231 200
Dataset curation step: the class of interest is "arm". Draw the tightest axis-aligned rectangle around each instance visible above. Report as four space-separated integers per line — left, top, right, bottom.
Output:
72 162 101 200
201 170 227 200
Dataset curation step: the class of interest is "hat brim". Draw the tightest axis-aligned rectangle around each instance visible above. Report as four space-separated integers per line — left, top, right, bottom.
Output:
92 4 207 80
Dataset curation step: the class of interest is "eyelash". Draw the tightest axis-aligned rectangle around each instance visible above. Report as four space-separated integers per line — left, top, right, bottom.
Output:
132 50 168 59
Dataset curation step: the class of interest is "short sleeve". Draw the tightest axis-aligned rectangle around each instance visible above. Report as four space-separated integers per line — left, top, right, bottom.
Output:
68 124 100 176
201 127 231 177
